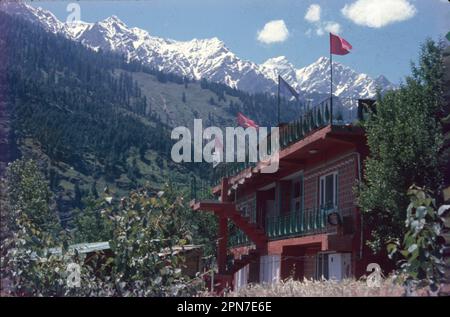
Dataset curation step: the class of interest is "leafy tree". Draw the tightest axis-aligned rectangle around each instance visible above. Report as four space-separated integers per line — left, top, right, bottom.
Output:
1 165 205 296
358 40 445 252
101 184 204 296
73 197 112 243
387 186 447 292
1 158 75 296
439 45 450 193
5 159 61 238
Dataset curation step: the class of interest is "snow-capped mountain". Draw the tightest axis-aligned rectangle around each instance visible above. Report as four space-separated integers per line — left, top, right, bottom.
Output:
261 56 299 89
1 2 396 99
296 56 378 98
375 75 398 92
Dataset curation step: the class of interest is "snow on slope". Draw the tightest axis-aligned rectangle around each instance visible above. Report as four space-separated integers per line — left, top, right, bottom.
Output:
1 2 396 99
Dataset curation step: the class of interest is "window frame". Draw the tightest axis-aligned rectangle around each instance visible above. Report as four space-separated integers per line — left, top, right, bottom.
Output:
290 175 304 214
319 171 338 210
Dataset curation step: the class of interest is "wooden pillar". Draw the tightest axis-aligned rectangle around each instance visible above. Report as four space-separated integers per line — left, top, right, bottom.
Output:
218 177 230 274
218 215 228 274
220 177 230 202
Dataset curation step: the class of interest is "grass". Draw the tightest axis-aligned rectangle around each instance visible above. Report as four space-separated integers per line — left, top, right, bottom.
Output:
200 277 440 297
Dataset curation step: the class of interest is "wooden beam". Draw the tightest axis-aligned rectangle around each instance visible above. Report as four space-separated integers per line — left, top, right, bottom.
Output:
280 159 306 167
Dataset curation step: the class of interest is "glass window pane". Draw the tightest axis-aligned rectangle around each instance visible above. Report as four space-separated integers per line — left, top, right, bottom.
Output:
293 181 300 197
325 174 334 206
320 179 324 205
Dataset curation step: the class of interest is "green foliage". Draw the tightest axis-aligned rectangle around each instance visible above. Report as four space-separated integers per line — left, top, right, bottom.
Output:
5 159 61 241
1 12 303 220
1 160 206 296
102 184 204 296
358 39 445 252
1 12 216 217
387 186 447 291
1 158 77 296
72 197 112 243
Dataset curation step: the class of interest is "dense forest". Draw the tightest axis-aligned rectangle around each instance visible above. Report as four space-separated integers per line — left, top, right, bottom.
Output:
0 12 300 224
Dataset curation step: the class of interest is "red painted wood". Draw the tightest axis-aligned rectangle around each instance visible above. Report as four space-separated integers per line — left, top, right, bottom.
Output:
217 215 228 274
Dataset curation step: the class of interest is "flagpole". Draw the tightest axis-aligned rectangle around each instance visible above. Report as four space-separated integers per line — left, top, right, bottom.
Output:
329 33 333 125
277 75 281 125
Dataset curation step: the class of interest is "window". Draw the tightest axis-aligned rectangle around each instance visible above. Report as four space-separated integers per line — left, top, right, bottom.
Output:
234 264 249 291
316 253 329 280
319 172 338 209
316 253 351 281
259 255 280 284
291 177 303 214
237 195 256 222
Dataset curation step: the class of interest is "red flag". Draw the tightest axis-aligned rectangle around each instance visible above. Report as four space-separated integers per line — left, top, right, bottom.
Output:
330 33 352 55
237 112 259 129
214 135 223 151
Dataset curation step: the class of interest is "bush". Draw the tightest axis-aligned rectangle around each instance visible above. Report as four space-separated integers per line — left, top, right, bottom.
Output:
387 185 447 292
1 159 206 296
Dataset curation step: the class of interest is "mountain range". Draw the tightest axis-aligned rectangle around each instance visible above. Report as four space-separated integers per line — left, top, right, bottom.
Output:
1 2 396 100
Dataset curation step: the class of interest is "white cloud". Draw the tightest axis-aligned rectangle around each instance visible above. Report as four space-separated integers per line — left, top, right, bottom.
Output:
316 28 325 36
324 22 342 34
305 4 321 23
316 22 342 36
341 0 417 28
304 4 341 37
257 20 289 44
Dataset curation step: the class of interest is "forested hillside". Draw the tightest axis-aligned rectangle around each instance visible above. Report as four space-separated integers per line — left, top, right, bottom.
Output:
0 12 299 223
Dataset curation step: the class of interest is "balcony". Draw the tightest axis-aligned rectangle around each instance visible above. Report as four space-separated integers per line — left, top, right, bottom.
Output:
266 207 328 239
212 97 371 186
229 205 340 246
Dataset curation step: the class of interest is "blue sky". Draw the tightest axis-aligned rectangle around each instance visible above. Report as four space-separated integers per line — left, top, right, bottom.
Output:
31 0 450 84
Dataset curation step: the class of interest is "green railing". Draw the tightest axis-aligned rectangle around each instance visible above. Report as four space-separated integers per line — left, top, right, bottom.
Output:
229 229 250 247
212 161 257 187
212 97 374 187
229 205 339 246
265 207 329 239
212 98 333 186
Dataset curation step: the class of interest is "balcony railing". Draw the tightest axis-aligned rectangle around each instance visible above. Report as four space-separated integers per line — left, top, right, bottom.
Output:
212 97 372 186
229 229 250 247
266 206 330 239
229 205 339 246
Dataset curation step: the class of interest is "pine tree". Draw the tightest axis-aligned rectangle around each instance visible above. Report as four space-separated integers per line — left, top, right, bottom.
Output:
91 181 99 199
74 182 83 209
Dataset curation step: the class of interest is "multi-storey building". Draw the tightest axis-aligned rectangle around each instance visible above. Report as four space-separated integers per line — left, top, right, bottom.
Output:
191 99 387 291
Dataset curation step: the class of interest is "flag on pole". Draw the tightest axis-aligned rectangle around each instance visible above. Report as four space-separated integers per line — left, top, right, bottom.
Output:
329 33 352 124
278 75 300 100
214 135 223 151
212 135 223 168
330 33 352 55
237 112 259 128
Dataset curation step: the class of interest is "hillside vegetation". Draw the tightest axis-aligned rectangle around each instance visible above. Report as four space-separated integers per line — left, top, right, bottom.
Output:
0 12 298 222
